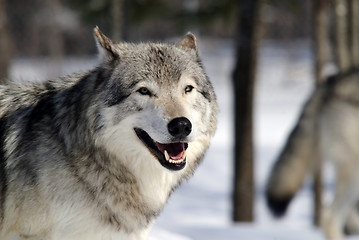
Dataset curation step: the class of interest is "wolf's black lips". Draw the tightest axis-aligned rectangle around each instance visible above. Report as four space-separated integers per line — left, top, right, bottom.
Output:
134 128 188 171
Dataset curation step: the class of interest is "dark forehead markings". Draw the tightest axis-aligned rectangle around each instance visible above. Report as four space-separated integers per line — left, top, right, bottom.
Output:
199 90 211 102
126 79 141 89
192 75 212 102
144 46 183 82
156 49 166 63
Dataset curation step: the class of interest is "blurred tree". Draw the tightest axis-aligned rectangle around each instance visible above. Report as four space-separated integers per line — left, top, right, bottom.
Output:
63 0 171 40
312 0 329 227
0 0 12 83
261 0 311 39
333 0 351 72
46 0 65 59
232 0 263 222
349 0 359 67
111 0 124 41
332 0 359 72
63 0 238 40
314 0 329 84
177 0 236 36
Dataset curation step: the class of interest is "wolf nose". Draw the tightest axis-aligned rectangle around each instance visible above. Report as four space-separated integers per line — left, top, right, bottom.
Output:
168 117 192 138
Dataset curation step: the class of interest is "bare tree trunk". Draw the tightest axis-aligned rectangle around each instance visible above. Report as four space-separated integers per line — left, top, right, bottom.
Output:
349 0 359 67
312 0 329 227
29 18 41 56
333 0 351 72
41 0 65 78
47 0 64 59
232 0 263 222
314 0 329 84
111 0 124 41
0 0 12 84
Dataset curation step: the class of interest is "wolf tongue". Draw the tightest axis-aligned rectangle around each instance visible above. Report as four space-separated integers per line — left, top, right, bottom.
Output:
156 142 185 160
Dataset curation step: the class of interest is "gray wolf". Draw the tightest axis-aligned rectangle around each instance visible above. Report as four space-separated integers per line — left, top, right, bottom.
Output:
266 71 359 239
0 27 218 240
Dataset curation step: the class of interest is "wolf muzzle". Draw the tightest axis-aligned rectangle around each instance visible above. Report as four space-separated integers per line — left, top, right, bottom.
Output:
134 117 192 171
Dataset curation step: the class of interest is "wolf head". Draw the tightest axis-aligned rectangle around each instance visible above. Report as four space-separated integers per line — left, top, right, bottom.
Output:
92 28 217 183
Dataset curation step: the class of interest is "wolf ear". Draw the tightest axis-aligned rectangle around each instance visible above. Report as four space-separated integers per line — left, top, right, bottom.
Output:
177 33 198 52
93 26 119 61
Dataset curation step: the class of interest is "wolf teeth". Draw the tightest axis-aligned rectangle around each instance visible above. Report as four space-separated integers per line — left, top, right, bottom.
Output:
164 150 187 164
182 151 187 160
164 150 170 161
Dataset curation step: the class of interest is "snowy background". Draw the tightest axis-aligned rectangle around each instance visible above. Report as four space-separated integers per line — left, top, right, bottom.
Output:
9 38 350 240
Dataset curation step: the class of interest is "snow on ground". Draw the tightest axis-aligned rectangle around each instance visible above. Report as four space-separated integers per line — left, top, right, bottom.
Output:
9 39 344 239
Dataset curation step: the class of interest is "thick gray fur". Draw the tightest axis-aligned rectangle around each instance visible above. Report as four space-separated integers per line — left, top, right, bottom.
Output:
0 28 218 240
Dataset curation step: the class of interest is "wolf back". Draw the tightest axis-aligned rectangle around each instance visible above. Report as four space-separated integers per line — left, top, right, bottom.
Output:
0 28 218 240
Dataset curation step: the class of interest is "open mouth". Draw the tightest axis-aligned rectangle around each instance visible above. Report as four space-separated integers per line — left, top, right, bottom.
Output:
134 128 188 171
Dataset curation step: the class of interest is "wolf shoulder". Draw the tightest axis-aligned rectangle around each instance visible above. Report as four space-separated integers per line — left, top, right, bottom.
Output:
0 72 85 118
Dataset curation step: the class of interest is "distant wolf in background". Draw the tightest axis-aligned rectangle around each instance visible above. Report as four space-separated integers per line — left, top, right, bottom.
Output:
0 27 218 240
266 71 359 239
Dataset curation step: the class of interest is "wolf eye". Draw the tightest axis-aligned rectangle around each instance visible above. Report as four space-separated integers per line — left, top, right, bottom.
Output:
185 85 194 94
137 87 152 96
